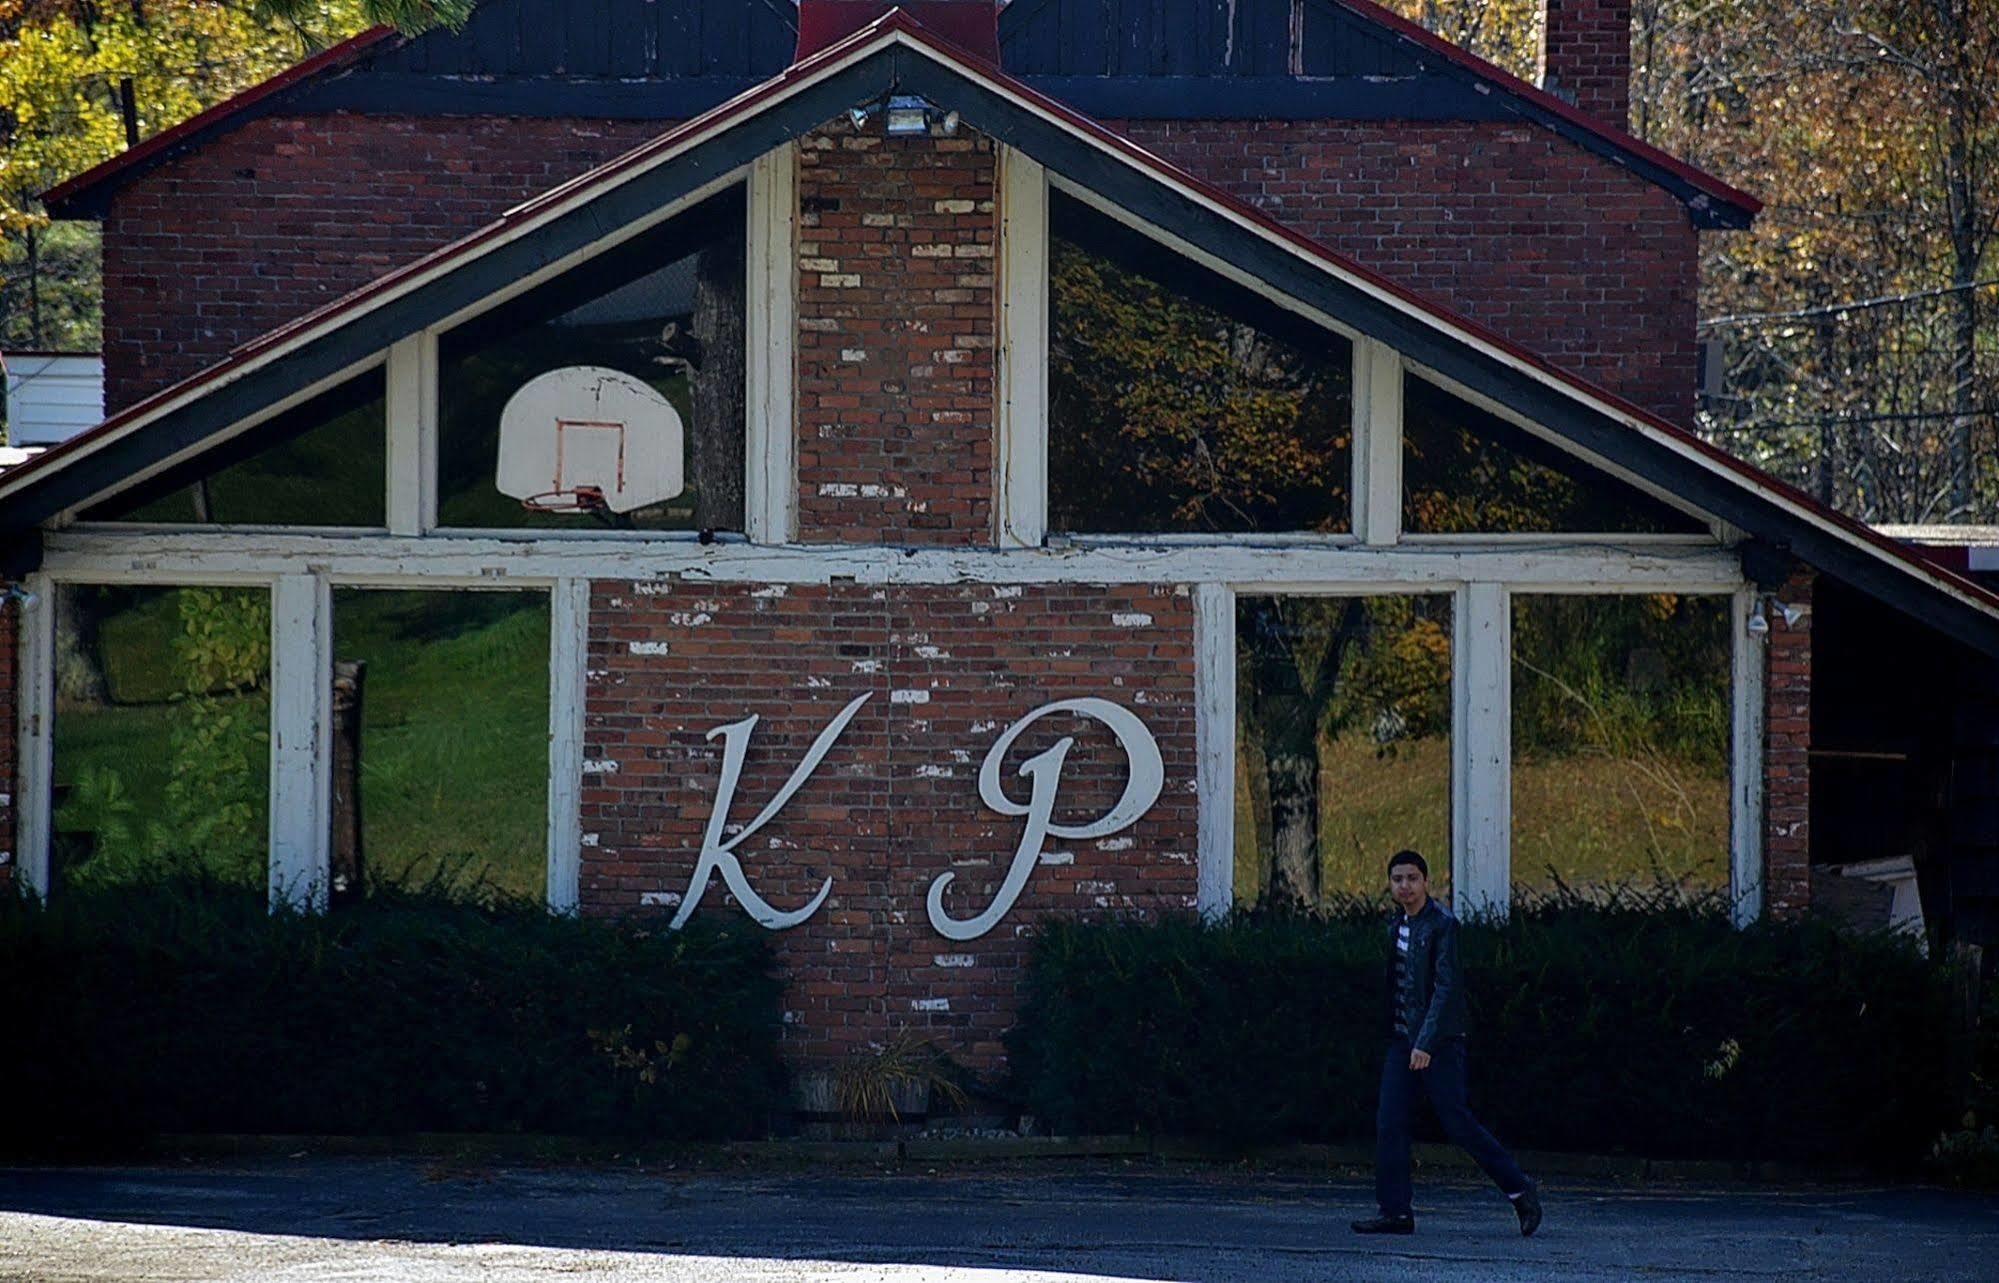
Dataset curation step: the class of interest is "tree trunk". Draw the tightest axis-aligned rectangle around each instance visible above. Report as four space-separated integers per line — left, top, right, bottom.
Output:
691 238 747 532
24 224 41 347
1240 597 1322 907
52 585 108 706
329 660 366 907
1261 717 1321 906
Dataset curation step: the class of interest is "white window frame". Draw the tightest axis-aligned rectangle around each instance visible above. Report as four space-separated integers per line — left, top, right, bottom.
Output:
1195 573 1759 923
17 565 583 912
996 147 1049 548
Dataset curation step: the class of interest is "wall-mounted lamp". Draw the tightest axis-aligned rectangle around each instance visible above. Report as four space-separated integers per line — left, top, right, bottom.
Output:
847 94 960 136
1 584 37 610
1746 594 1806 640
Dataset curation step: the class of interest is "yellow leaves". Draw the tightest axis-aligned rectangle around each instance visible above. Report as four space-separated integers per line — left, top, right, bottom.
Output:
0 0 373 220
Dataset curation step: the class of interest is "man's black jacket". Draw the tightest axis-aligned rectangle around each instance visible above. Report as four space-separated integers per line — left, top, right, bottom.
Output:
1386 899 1469 1051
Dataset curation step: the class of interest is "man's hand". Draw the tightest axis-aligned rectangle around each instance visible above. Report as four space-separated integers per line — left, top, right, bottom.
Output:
1408 1047 1431 1071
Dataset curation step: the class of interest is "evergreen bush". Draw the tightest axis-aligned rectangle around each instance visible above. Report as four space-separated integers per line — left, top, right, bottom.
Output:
5 878 784 1148
1008 892 1962 1166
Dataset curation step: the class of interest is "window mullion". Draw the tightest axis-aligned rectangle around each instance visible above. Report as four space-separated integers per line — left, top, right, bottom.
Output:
997 146 1049 547
1355 337 1403 546
269 573 331 912
1454 581 1511 918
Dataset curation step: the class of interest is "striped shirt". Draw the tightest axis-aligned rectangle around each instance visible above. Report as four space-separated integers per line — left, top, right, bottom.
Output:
1393 919 1412 1037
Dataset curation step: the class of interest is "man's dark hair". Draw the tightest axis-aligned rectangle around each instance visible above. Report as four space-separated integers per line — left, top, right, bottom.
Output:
1388 849 1429 878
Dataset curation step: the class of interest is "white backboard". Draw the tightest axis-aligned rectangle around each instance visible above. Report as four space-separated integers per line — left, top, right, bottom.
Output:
496 365 684 513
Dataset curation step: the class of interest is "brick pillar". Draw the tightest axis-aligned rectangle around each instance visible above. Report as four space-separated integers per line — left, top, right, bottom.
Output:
1762 569 1813 917
1539 0 1632 129
795 116 997 544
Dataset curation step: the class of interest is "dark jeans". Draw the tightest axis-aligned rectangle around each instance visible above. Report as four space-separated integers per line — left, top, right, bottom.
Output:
1375 1035 1529 1218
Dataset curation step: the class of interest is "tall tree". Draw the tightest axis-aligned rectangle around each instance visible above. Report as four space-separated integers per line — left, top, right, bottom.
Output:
0 0 467 356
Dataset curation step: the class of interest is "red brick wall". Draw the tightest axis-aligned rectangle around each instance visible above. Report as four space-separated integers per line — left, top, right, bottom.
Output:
1763 569 1814 917
795 119 997 543
1113 119 1699 424
98 113 1701 427
1539 0 1633 128
580 578 1197 1068
99 114 667 411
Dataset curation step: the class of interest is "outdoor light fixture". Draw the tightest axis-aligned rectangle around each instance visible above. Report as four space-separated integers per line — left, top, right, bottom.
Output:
2 584 37 609
1746 594 1806 640
847 94 958 136
884 95 934 134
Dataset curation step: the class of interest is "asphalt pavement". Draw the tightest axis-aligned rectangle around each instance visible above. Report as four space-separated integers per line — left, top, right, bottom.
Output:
1 1158 1994 1281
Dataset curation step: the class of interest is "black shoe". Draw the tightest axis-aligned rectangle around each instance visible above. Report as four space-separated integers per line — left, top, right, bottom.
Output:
1350 1214 1415 1235
1512 1182 1542 1238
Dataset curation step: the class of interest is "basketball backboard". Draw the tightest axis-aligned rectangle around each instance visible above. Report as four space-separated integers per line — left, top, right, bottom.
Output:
496 365 684 513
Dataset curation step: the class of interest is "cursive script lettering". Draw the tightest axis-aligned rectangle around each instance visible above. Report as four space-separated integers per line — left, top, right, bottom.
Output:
926 698 1164 941
669 692 872 930
668 694 1163 939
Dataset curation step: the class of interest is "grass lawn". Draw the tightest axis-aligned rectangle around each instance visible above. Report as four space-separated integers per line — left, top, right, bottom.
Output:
332 589 551 900
54 588 551 902
1235 730 1727 907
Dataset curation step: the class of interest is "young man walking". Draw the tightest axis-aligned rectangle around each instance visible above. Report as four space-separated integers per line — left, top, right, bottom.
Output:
1351 850 1541 1238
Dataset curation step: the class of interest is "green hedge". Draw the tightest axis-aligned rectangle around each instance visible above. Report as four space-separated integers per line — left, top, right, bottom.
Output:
5 880 784 1148
1008 897 1963 1166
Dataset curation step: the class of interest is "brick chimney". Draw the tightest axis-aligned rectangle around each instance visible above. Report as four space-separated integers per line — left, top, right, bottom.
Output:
1538 0 1631 129
795 0 1000 63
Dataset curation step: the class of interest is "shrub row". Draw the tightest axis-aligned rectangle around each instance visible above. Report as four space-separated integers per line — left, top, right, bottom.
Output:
1007 895 1964 1166
6 880 784 1147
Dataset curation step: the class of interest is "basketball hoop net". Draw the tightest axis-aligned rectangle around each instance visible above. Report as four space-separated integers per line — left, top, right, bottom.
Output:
519 484 608 514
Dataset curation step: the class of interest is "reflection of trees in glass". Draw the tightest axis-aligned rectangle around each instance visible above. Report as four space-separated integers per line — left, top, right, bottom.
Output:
332 589 550 903
1236 595 1452 907
52 586 272 892
83 373 386 526
1047 197 1352 534
1511 594 1731 897
1402 375 1705 534
436 188 746 532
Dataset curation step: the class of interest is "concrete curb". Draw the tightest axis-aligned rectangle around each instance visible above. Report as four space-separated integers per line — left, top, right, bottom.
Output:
99 1132 1875 1184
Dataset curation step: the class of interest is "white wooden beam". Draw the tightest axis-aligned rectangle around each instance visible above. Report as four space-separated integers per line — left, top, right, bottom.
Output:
1353 336 1403 547
385 333 438 536
996 147 1049 548
746 146 798 545
1730 587 1765 925
1453 582 1511 919
268 574 330 911
1193 583 1236 917
41 531 1748 593
545 579 589 913
13 576 53 899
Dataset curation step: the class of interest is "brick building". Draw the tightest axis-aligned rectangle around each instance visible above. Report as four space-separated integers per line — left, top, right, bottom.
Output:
6 0 1999 1071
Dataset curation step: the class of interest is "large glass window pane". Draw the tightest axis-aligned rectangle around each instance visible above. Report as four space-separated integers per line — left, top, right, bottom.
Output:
1048 193 1353 534
436 186 747 532
1235 594 1453 908
50 585 271 895
82 372 386 526
1402 374 1707 534
329 588 550 903
1510 594 1731 902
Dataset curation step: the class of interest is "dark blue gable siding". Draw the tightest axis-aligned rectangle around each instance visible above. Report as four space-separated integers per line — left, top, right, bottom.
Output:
369 0 798 80
998 0 1420 79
